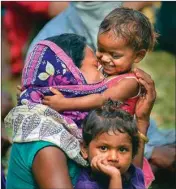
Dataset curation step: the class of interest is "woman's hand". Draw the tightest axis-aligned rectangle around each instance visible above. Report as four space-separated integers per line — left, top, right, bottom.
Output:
42 87 66 112
133 68 156 131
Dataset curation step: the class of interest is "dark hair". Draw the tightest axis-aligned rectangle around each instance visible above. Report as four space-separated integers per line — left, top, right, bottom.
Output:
82 100 139 158
99 7 158 51
46 33 87 68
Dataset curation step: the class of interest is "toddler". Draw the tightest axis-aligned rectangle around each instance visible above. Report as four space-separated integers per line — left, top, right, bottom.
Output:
75 100 145 189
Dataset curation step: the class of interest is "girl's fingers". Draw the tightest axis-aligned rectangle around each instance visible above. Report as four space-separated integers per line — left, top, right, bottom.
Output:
42 99 49 105
138 78 156 102
134 68 152 82
17 85 22 91
43 96 50 101
50 87 61 95
91 155 104 171
96 157 107 172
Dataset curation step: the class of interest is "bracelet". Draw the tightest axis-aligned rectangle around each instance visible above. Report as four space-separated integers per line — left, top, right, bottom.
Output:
138 131 149 143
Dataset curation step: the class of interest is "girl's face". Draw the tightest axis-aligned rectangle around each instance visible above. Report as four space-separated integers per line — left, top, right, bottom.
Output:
96 30 145 76
82 130 133 175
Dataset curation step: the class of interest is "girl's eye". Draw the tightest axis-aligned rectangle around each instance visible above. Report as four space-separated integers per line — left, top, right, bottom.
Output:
119 147 128 153
99 146 108 152
112 55 120 59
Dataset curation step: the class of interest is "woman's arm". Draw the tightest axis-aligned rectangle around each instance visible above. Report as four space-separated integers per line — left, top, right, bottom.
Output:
132 68 156 168
32 146 73 189
42 78 139 112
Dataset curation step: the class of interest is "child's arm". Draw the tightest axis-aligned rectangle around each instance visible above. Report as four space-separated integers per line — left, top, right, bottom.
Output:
42 78 139 112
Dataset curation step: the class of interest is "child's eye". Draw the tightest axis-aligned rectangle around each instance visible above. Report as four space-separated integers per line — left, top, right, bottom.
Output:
112 55 120 59
99 146 108 152
119 147 128 153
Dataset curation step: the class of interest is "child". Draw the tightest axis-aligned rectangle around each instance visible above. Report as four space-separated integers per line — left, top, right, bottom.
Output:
75 100 145 189
43 7 157 116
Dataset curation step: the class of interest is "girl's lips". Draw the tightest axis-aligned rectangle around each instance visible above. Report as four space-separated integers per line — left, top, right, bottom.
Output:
103 65 114 71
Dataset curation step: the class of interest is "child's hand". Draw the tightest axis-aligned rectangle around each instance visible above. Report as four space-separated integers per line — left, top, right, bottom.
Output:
91 155 121 178
16 85 22 102
42 87 65 112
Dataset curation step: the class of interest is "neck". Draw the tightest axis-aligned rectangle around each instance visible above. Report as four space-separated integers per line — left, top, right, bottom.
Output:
80 66 104 84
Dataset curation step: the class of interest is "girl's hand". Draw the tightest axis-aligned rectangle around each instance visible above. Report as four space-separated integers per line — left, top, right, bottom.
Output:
134 68 156 130
42 87 65 112
16 85 22 103
91 155 120 178
17 85 22 96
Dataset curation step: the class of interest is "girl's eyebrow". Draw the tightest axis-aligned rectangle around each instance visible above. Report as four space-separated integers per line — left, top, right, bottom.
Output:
98 44 124 55
96 140 131 147
98 47 123 56
110 51 123 56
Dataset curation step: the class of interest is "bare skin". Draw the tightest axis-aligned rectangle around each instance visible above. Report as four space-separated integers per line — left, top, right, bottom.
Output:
32 146 73 189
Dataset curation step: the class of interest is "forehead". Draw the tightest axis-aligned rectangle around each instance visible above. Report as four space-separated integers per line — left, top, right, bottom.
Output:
97 30 129 51
94 130 132 146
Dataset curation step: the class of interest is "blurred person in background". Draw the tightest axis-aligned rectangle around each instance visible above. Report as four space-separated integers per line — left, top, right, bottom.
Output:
26 1 123 56
2 1 69 76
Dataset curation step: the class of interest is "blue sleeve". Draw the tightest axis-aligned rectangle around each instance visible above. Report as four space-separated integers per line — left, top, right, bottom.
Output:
75 170 101 189
132 167 145 189
75 180 101 189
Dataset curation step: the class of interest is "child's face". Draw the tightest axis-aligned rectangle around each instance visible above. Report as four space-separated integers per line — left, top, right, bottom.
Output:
96 30 143 76
82 130 133 175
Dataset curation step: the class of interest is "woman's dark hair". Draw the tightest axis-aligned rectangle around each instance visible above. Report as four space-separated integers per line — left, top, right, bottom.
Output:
46 33 87 68
82 99 139 158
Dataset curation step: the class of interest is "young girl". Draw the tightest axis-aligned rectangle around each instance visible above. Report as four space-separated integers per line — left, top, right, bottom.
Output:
76 100 145 189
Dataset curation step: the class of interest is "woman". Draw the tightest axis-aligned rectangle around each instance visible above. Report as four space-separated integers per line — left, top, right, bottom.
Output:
5 34 156 188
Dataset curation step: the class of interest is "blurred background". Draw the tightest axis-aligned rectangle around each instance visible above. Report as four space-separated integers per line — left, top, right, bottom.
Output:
1 1 175 189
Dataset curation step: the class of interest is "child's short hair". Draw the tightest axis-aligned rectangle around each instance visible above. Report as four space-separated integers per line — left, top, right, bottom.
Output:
99 7 158 51
82 100 139 158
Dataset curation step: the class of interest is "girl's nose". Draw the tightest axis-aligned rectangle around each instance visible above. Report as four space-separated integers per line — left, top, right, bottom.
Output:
101 54 111 63
107 151 119 162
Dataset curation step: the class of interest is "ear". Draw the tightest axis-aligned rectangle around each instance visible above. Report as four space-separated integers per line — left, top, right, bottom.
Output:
80 141 89 159
134 49 146 63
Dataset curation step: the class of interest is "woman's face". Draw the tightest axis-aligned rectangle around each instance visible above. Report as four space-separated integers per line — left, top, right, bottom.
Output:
81 46 99 68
